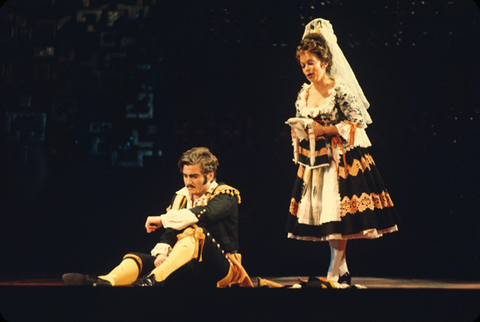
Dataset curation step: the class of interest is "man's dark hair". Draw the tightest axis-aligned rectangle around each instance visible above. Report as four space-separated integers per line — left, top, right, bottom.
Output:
178 147 219 179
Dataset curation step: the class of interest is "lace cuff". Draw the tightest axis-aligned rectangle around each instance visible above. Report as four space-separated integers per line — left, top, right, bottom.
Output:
335 121 371 148
150 243 172 256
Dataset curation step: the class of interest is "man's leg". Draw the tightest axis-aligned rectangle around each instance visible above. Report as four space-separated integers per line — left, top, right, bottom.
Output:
134 226 230 287
145 227 201 284
62 253 154 286
98 253 145 286
188 229 231 287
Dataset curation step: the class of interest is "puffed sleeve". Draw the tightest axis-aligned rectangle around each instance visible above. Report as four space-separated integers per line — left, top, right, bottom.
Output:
335 83 372 148
160 208 199 230
336 83 367 127
295 84 309 117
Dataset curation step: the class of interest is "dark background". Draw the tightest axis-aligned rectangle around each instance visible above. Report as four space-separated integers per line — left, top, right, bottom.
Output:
0 0 479 281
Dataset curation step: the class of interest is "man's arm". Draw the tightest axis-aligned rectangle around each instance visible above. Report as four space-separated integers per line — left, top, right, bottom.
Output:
145 216 163 233
189 192 239 223
152 192 239 230
151 228 178 267
159 208 199 230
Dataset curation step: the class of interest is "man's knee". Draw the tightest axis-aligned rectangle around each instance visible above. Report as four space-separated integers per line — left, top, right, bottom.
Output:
123 252 154 274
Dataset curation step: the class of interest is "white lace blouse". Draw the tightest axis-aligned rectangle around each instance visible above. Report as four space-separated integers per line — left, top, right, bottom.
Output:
294 82 372 150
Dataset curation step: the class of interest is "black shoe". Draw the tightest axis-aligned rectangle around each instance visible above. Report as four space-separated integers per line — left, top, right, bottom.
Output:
62 273 112 287
302 276 335 289
337 272 351 285
131 274 163 287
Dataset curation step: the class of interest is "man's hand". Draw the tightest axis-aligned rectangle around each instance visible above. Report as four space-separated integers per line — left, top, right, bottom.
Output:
154 254 167 267
145 216 162 233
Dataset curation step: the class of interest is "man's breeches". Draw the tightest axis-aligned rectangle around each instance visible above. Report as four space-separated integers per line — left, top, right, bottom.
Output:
126 227 231 287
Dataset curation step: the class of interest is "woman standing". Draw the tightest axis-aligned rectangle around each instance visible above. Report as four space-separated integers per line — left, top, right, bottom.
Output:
286 18 400 285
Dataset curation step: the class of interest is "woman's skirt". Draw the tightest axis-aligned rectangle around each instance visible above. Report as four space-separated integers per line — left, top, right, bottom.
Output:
287 147 400 241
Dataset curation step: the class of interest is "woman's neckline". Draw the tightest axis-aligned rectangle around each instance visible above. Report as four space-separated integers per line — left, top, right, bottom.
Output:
305 82 336 109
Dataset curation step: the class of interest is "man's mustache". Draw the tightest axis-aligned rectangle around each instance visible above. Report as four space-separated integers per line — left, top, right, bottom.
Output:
187 184 195 188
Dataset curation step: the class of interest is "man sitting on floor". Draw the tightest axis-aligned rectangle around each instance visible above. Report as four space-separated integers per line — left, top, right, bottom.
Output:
63 147 253 288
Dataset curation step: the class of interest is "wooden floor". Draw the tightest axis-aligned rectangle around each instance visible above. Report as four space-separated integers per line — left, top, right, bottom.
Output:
260 276 480 289
0 276 479 322
1 275 480 289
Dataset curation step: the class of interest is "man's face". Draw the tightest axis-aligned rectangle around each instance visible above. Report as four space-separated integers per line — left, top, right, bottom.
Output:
182 164 214 199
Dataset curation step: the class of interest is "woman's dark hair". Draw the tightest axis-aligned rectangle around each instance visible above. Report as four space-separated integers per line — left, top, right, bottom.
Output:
296 33 333 75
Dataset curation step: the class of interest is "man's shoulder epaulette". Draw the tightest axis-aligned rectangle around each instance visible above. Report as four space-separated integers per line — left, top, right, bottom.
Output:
211 184 241 204
167 194 187 211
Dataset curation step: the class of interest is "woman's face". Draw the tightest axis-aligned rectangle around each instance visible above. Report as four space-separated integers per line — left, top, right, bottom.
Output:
299 50 328 84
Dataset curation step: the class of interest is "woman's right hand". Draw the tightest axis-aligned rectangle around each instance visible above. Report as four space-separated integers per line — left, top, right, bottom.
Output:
305 121 325 140
307 121 339 139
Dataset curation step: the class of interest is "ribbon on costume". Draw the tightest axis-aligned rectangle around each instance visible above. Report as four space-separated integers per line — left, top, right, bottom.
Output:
176 224 206 262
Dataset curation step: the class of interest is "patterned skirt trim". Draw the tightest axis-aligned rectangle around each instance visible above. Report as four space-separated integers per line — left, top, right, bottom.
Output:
287 226 398 242
286 147 400 241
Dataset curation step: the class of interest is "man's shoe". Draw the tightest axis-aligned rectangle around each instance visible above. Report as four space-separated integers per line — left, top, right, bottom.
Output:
62 273 112 287
131 274 163 287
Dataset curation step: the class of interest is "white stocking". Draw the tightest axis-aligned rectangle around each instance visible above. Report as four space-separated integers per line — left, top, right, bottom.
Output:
327 239 348 281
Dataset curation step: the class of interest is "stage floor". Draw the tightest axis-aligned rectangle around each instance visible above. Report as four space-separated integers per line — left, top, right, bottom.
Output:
1 276 479 289
1 276 479 322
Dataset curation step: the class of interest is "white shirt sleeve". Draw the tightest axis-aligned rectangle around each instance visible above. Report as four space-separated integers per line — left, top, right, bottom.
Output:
150 243 172 256
160 208 199 230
